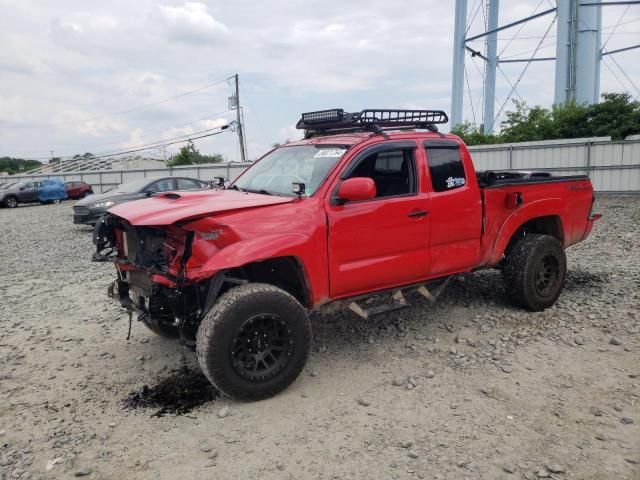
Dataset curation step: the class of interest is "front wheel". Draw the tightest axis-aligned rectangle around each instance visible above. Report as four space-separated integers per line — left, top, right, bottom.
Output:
502 234 567 311
196 283 311 401
4 196 18 208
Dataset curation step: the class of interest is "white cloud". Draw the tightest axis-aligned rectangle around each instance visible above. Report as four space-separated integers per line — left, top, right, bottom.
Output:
158 2 229 44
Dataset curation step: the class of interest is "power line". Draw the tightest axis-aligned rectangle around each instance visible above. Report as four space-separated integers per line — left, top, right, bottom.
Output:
83 127 231 161
87 125 232 159
55 109 235 156
0 76 234 130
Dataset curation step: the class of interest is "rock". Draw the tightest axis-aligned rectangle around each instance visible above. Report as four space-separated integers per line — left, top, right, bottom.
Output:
74 467 92 477
425 370 435 379
46 457 63 471
503 464 516 474
574 336 584 345
357 398 371 407
546 464 564 473
208 450 219 460
595 433 606 441
609 337 623 346
200 442 212 453
392 377 405 386
309 370 318 377
537 468 550 478
408 377 418 387
449 347 457 355
408 450 419 459
400 441 414 449
276 460 285 470
501 365 513 373
620 417 634 425
0 430 4 437
217 406 230 418
406 383 415 391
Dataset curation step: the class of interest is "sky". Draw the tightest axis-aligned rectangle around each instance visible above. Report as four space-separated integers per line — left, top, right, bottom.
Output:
0 0 638 163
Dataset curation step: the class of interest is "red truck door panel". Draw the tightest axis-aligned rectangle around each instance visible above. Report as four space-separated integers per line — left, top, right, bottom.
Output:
422 141 482 275
326 142 431 297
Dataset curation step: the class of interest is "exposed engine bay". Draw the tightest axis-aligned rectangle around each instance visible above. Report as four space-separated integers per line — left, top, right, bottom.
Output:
92 214 224 348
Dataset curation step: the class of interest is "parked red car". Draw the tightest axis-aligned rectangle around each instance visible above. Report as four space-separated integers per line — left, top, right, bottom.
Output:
65 181 93 199
92 109 600 401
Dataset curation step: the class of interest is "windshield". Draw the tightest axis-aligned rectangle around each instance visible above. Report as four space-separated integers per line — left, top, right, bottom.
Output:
233 145 346 196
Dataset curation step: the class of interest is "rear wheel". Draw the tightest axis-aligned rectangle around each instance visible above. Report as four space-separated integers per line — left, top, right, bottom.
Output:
503 234 566 311
196 283 311 401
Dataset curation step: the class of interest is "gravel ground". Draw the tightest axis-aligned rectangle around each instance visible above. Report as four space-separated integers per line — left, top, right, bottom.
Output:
0 197 638 480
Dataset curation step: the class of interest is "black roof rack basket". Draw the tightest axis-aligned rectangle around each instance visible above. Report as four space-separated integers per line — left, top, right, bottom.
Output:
296 108 449 136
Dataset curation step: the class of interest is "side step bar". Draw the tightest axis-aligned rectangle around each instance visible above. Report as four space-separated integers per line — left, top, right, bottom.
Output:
344 276 455 320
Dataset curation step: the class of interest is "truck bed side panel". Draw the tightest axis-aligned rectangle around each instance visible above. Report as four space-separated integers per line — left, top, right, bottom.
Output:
481 178 594 266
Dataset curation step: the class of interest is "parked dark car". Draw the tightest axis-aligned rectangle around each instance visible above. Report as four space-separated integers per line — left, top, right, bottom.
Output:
73 176 210 225
65 181 94 199
0 179 68 208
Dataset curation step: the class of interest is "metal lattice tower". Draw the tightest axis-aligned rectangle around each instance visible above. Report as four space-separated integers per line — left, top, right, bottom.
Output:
451 0 640 133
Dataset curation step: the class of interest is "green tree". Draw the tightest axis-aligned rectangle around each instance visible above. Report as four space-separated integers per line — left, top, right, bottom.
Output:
0 157 43 174
452 93 640 145
450 122 498 146
167 142 224 167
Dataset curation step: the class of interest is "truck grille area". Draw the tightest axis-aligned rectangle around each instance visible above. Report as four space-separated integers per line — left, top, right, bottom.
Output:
124 227 170 272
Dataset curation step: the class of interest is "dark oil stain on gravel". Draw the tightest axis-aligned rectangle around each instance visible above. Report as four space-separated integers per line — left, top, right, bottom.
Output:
122 366 219 417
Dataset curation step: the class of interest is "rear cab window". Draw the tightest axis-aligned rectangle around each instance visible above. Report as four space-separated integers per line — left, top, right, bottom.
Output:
424 140 466 192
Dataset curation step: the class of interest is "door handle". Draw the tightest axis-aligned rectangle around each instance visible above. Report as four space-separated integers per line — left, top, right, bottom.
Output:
407 210 428 218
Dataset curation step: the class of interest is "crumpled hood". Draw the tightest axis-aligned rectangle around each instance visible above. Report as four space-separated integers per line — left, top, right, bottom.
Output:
108 189 295 226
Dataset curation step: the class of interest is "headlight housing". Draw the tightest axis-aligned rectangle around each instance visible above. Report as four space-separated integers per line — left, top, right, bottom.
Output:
92 200 115 209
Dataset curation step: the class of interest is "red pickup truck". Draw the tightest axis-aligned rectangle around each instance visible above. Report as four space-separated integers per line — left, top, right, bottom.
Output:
93 109 600 400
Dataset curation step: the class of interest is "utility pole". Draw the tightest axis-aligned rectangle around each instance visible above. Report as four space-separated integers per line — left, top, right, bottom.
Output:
234 74 247 163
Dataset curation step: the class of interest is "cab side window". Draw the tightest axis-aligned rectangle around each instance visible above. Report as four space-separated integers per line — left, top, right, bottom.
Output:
425 144 466 192
176 178 204 190
149 179 175 192
346 148 417 198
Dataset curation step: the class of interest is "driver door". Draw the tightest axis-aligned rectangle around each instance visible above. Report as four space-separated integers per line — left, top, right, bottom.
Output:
18 182 40 202
326 142 431 297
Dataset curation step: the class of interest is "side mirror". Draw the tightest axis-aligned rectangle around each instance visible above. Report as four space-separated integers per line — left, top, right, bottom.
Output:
212 176 226 188
144 190 155 197
335 177 376 204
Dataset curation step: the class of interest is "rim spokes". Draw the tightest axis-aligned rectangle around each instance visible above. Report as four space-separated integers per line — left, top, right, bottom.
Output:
230 314 293 381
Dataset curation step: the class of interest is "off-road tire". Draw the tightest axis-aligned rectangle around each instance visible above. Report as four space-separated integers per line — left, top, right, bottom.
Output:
4 196 18 208
196 283 311 401
503 234 566 311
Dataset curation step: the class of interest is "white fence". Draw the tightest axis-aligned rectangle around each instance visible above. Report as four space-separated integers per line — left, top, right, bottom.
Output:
4 136 640 193
468 136 640 193
5 163 253 194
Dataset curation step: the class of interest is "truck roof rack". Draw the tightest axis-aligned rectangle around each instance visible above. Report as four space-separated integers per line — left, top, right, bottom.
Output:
296 108 449 138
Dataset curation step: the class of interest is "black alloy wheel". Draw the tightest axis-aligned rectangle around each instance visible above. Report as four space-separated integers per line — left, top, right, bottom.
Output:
231 313 294 382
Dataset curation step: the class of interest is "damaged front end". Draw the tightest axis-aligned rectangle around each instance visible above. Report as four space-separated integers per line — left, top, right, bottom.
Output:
92 214 224 348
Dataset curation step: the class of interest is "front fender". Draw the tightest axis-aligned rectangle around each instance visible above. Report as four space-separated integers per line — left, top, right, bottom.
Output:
185 233 328 303
489 198 565 265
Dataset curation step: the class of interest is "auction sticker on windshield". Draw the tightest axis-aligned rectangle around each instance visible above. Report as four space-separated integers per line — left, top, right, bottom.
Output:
314 148 346 158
